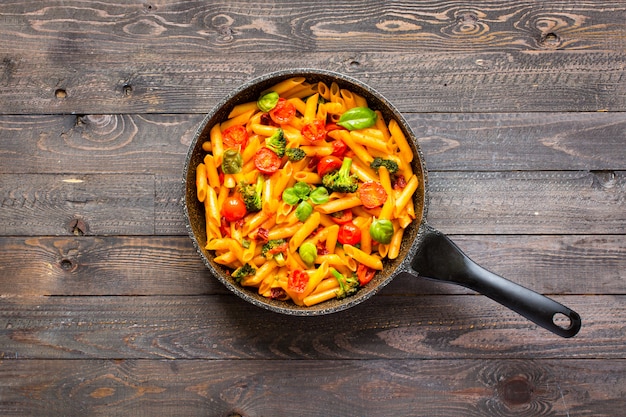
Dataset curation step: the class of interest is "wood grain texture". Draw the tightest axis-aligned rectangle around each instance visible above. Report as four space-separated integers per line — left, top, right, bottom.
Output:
0 174 155 235
1 51 624 114
0 235 622 296
1 112 624 175
0 359 624 417
0 295 622 360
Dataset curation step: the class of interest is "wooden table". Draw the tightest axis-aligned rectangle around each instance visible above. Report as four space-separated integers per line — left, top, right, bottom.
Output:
1 1 625 416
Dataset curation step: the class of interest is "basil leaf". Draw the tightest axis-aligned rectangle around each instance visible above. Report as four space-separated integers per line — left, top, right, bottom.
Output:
293 181 311 200
295 201 313 222
299 241 317 267
337 107 377 131
257 91 279 112
282 188 300 205
309 187 329 204
221 149 243 174
369 219 394 244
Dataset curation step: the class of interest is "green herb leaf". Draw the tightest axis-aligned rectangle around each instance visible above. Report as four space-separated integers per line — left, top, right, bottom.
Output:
337 107 377 131
293 181 311 200
221 149 243 174
295 200 313 222
369 219 394 244
282 188 300 205
309 187 329 204
299 241 317 267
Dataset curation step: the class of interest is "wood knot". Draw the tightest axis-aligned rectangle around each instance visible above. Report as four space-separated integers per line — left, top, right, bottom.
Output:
498 376 533 406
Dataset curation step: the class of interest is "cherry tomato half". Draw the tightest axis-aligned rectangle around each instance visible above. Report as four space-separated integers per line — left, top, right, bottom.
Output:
330 209 353 224
357 264 376 286
330 139 348 157
222 125 248 150
269 98 296 125
301 119 326 142
338 222 362 245
254 147 282 175
317 155 342 176
221 195 247 222
358 181 388 209
288 269 309 294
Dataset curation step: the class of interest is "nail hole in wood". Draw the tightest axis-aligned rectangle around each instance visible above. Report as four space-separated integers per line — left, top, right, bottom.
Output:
123 84 133 96
55 89 67 99
60 259 74 271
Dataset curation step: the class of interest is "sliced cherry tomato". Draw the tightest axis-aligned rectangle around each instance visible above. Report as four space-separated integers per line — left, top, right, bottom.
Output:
254 147 282 174
221 195 247 222
317 155 342 176
301 119 326 142
269 98 296 125
325 123 345 133
288 269 309 294
331 139 348 157
222 125 248 150
330 209 353 224
358 181 388 208
219 216 230 237
338 222 362 245
357 264 376 286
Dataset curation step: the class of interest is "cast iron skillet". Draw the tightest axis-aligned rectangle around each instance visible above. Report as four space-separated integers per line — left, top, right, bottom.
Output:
183 69 581 338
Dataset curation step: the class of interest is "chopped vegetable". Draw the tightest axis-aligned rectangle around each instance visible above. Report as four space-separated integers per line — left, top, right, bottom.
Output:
285 147 306 161
317 155 342 177
369 218 394 244
295 200 313 222
265 128 286 157
356 264 375 286
232 263 256 283
358 181 388 208
298 241 317 266
338 223 361 245
238 175 264 212
222 125 248 150
370 157 399 175
337 107 377 131
269 98 296 125
330 209 353 224
254 147 282 174
257 91 279 112
221 194 247 222
330 139 348 157
262 239 288 266
322 157 358 193
301 119 327 142
288 269 309 293
331 268 359 299
222 149 243 174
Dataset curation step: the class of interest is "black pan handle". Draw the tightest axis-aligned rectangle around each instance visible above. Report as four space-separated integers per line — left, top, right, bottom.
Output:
411 225 581 338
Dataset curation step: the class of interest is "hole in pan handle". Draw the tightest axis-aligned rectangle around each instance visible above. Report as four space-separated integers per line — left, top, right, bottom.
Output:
410 225 582 338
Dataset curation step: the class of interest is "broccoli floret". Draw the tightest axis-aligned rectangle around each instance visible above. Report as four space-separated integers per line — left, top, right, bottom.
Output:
322 157 358 193
261 239 288 266
232 263 256 283
370 157 399 175
266 128 286 157
331 268 359 299
285 147 306 162
238 175 264 212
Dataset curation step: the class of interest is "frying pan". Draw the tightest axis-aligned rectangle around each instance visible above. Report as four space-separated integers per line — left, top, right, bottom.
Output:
183 69 581 338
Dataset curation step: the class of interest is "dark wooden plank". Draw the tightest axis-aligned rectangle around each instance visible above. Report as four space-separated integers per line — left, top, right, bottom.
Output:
0 174 155 236
0 235 622 296
1 51 624 114
1 0 624 54
157 171 626 236
1 112 625 175
0 358 624 417
0 295 622 360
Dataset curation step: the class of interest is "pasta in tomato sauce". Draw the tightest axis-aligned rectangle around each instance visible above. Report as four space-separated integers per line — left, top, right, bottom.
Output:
194 77 418 307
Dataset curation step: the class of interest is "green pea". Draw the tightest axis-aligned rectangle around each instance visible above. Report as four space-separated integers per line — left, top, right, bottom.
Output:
257 91 279 112
299 241 317 267
369 219 394 244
